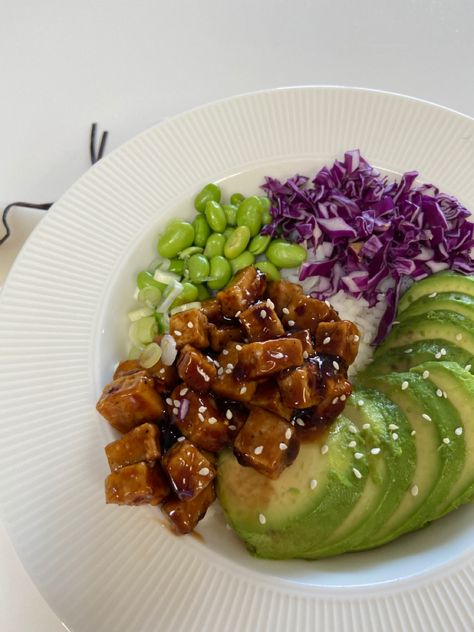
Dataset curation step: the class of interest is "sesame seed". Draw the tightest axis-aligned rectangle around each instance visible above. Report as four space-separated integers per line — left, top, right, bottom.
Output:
273 352 284 359
225 368 233 374
436 388 443 397
404 348 413 354
285 428 292 440
440 348 447 356
288 320 296 327
353 468 362 479
222 349 229 356
455 427 463 436
332 397 339 405
388 424 399 430
442 437 450 445
435 352 442 359
166 398 173 406
177 436 186 442
422 414 432 422
323 336 331 345
349 425 358 434
254 445 263 455
353 335 360 342
258 513 266 525
392 433 399 440
172 407 179 415
371 447 381 455
279 443 288 451
208 417 217 425
240 386 247 394
282 307 290 315
198 413 205 422
411 430 417 436
266 298 275 309
357 399 364 407
354 452 364 460
401 381 409 391
456 333 463 341
340 394 346 402
422 370 430 379
187 322 194 329
333 360 340 370
173 399 180 407
260 310 267 319
296 418 305 426
236 344 242 351
310 479 318 490
443 391 448 399
229 425 236 431
411 485 419 497
465 364 472 372
362 423 370 430
159 368 166 375
429 292 437 298
235 311 241 317
218 367 224 376
199 467 210 476
174 330 182 337
226 409 233 420
348 440 357 448
180 387 188 396
303 351 309 359
321 444 329 455
198 405 207 413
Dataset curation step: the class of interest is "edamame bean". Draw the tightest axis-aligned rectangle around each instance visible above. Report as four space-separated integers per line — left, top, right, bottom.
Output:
222 227 235 240
196 284 211 301
266 240 307 268
236 196 263 236
248 234 271 256
230 192 245 205
231 251 255 274
194 183 221 213
187 254 210 283
204 232 226 258
256 260 281 281
168 258 185 275
261 208 273 225
207 256 232 290
193 215 211 247
259 196 271 211
205 201 227 233
157 220 195 259
224 225 251 259
137 270 166 291
171 282 199 307
223 204 238 226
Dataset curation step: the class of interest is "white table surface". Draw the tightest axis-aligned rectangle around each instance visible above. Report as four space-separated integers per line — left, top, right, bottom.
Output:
1 1 473 629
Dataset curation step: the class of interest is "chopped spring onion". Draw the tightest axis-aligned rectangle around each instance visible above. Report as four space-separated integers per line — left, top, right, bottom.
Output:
155 312 170 334
157 279 184 313
128 306 154 322
153 268 181 285
170 301 202 315
128 345 144 360
129 316 158 346
146 257 163 274
137 270 166 291
161 334 178 365
138 286 162 308
139 342 162 369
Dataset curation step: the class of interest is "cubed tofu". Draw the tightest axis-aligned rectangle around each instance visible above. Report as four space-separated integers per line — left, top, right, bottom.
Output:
314 320 360 365
235 338 304 380
233 408 300 478
148 359 180 393
280 329 315 356
277 363 322 408
220 403 249 438
170 309 209 349
176 345 217 392
105 423 161 471
282 295 339 334
250 381 293 420
162 439 216 501
96 371 166 433
217 266 266 317
211 345 257 402
200 298 222 324
113 359 141 379
161 483 216 534
105 462 169 505
239 301 285 342
171 386 232 452
208 323 243 352
266 280 304 316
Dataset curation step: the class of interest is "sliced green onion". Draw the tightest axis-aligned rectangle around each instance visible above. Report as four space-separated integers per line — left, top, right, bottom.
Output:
178 246 203 259
139 342 162 369
170 301 202 315
155 312 170 334
129 316 158 345
128 306 154 322
128 345 144 360
137 270 166 291
157 279 184 313
147 257 163 274
161 334 178 365
138 286 162 308
153 269 181 285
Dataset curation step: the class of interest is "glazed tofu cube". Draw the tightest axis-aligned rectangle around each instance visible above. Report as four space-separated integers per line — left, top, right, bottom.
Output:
176 345 217 392
170 309 209 349
105 462 169 505
239 301 285 342
148 359 180 393
277 363 322 408
266 280 304 316
113 359 141 379
171 386 232 452
217 266 266 317
315 320 360 365
281 329 315 356
162 439 216 501
161 482 216 534
200 298 222 323
96 371 166 434
251 381 293 420
220 403 249 437
105 423 161 471
235 338 303 380
208 323 243 352
283 295 339 334
233 408 300 479
209 343 257 403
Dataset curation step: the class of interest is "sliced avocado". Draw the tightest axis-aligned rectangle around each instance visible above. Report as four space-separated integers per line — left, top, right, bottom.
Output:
398 271 474 313
217 415 367 560
360 371 464 548
306 388 415 558
375 311 474 359
411 361 474 516
359 339 474 380
401 292 474 322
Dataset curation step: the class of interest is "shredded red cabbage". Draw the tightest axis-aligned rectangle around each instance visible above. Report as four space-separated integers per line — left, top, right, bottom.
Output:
261 150 474 343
